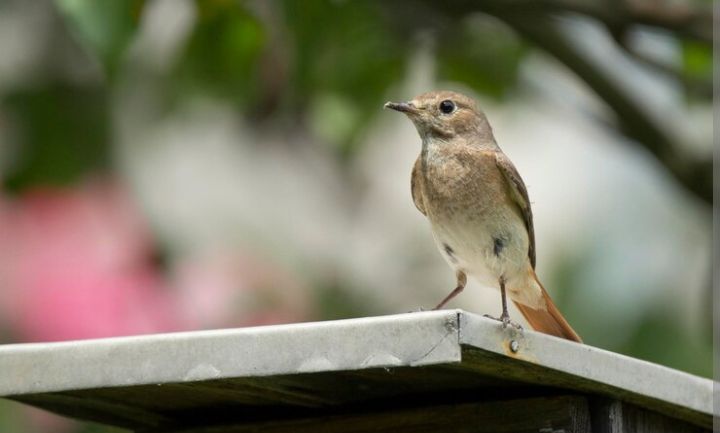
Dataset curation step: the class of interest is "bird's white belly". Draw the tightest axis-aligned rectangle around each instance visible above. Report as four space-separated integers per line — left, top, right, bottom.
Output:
429 215 530 291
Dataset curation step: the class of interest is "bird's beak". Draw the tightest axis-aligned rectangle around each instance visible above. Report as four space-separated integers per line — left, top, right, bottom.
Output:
384 101 418 114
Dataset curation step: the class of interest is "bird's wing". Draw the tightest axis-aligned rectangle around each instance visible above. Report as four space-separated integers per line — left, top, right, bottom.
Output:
411 156 427 216
495 152 536 268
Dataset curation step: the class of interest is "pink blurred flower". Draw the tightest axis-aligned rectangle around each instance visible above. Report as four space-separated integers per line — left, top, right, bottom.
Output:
172 248 313 330
0 179 315 343
0 181 184 342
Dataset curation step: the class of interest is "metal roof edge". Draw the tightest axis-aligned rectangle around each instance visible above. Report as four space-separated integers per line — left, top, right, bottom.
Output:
0 310 463 397
457 311 715 419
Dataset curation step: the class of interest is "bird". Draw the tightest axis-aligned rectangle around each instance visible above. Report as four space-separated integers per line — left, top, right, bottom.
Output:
385 90 582 343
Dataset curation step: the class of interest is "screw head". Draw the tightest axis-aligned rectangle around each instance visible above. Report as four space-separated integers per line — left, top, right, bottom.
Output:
509 340 519 353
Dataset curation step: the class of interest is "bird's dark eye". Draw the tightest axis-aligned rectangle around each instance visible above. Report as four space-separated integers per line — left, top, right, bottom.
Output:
439 100 455 114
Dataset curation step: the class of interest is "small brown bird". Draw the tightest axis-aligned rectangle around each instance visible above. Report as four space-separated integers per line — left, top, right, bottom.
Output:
385 90 582 343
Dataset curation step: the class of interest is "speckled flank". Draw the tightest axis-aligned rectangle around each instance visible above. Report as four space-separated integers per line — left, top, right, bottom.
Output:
493 236 505 257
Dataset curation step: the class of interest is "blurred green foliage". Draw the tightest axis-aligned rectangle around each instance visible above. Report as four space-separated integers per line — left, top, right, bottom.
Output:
56 0 145 78
11 0 712 167
3 83 109 191
681 40 712 80
437 15 526 99
620 311 713 378
176 1 266 103
282 0 408 155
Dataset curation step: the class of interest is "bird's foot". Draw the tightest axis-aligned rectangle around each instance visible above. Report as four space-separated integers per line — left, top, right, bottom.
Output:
483 313 523 330
408 307 426 313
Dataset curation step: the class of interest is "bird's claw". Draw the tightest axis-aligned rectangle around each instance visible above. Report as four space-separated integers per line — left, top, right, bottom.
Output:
484 313 523 330
503 317 524 331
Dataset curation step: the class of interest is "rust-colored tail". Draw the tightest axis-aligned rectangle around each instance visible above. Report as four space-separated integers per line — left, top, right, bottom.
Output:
514 272 582 343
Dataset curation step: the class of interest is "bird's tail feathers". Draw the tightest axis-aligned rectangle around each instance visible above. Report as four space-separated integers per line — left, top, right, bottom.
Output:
514 270 582 343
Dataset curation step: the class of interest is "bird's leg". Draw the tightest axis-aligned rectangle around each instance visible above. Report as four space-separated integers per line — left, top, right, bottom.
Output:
433 271 467 310
484 276 523 330
499 276 510 324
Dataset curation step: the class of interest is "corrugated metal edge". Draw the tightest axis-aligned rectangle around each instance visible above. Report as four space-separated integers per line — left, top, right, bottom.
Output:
457 311 715 419
0 310 463 396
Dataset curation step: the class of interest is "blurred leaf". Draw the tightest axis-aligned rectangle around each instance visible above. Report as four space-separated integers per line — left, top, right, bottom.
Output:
282 0 407 156
2 84 110 191
0 401 25 432
316 284 378 321
619 311 712 378
56 0 145 78
437 15 526 99
678 40 712 100
310 92 361 146
681 39 711 79
173 0 265 104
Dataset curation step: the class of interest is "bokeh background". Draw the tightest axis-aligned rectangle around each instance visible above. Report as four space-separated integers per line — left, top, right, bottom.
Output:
0 0 713 431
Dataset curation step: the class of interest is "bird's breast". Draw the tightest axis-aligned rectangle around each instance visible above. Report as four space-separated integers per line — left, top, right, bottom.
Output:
420 146 506 221
419 144 529 285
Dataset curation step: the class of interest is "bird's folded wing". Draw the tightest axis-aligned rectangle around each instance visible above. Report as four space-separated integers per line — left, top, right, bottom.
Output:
495 152 536 268
411 156 427 216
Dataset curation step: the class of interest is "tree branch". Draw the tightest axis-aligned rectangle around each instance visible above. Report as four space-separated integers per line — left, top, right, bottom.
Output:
503 0 713 43
610 30 712 98
487 11 712 204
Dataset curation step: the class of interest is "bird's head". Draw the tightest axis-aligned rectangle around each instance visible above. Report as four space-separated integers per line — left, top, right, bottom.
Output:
384 90 494 142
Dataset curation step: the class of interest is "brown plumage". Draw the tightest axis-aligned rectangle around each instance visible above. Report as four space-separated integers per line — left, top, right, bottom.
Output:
386 90 582 343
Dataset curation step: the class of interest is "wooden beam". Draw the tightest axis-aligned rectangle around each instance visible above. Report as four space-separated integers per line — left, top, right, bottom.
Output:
148 395 591 433
589 398 709 433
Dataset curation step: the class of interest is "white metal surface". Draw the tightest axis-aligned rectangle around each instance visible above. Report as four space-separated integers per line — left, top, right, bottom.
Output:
0 310 461 396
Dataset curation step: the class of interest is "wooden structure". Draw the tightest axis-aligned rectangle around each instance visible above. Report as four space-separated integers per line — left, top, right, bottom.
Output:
0 310 714 432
